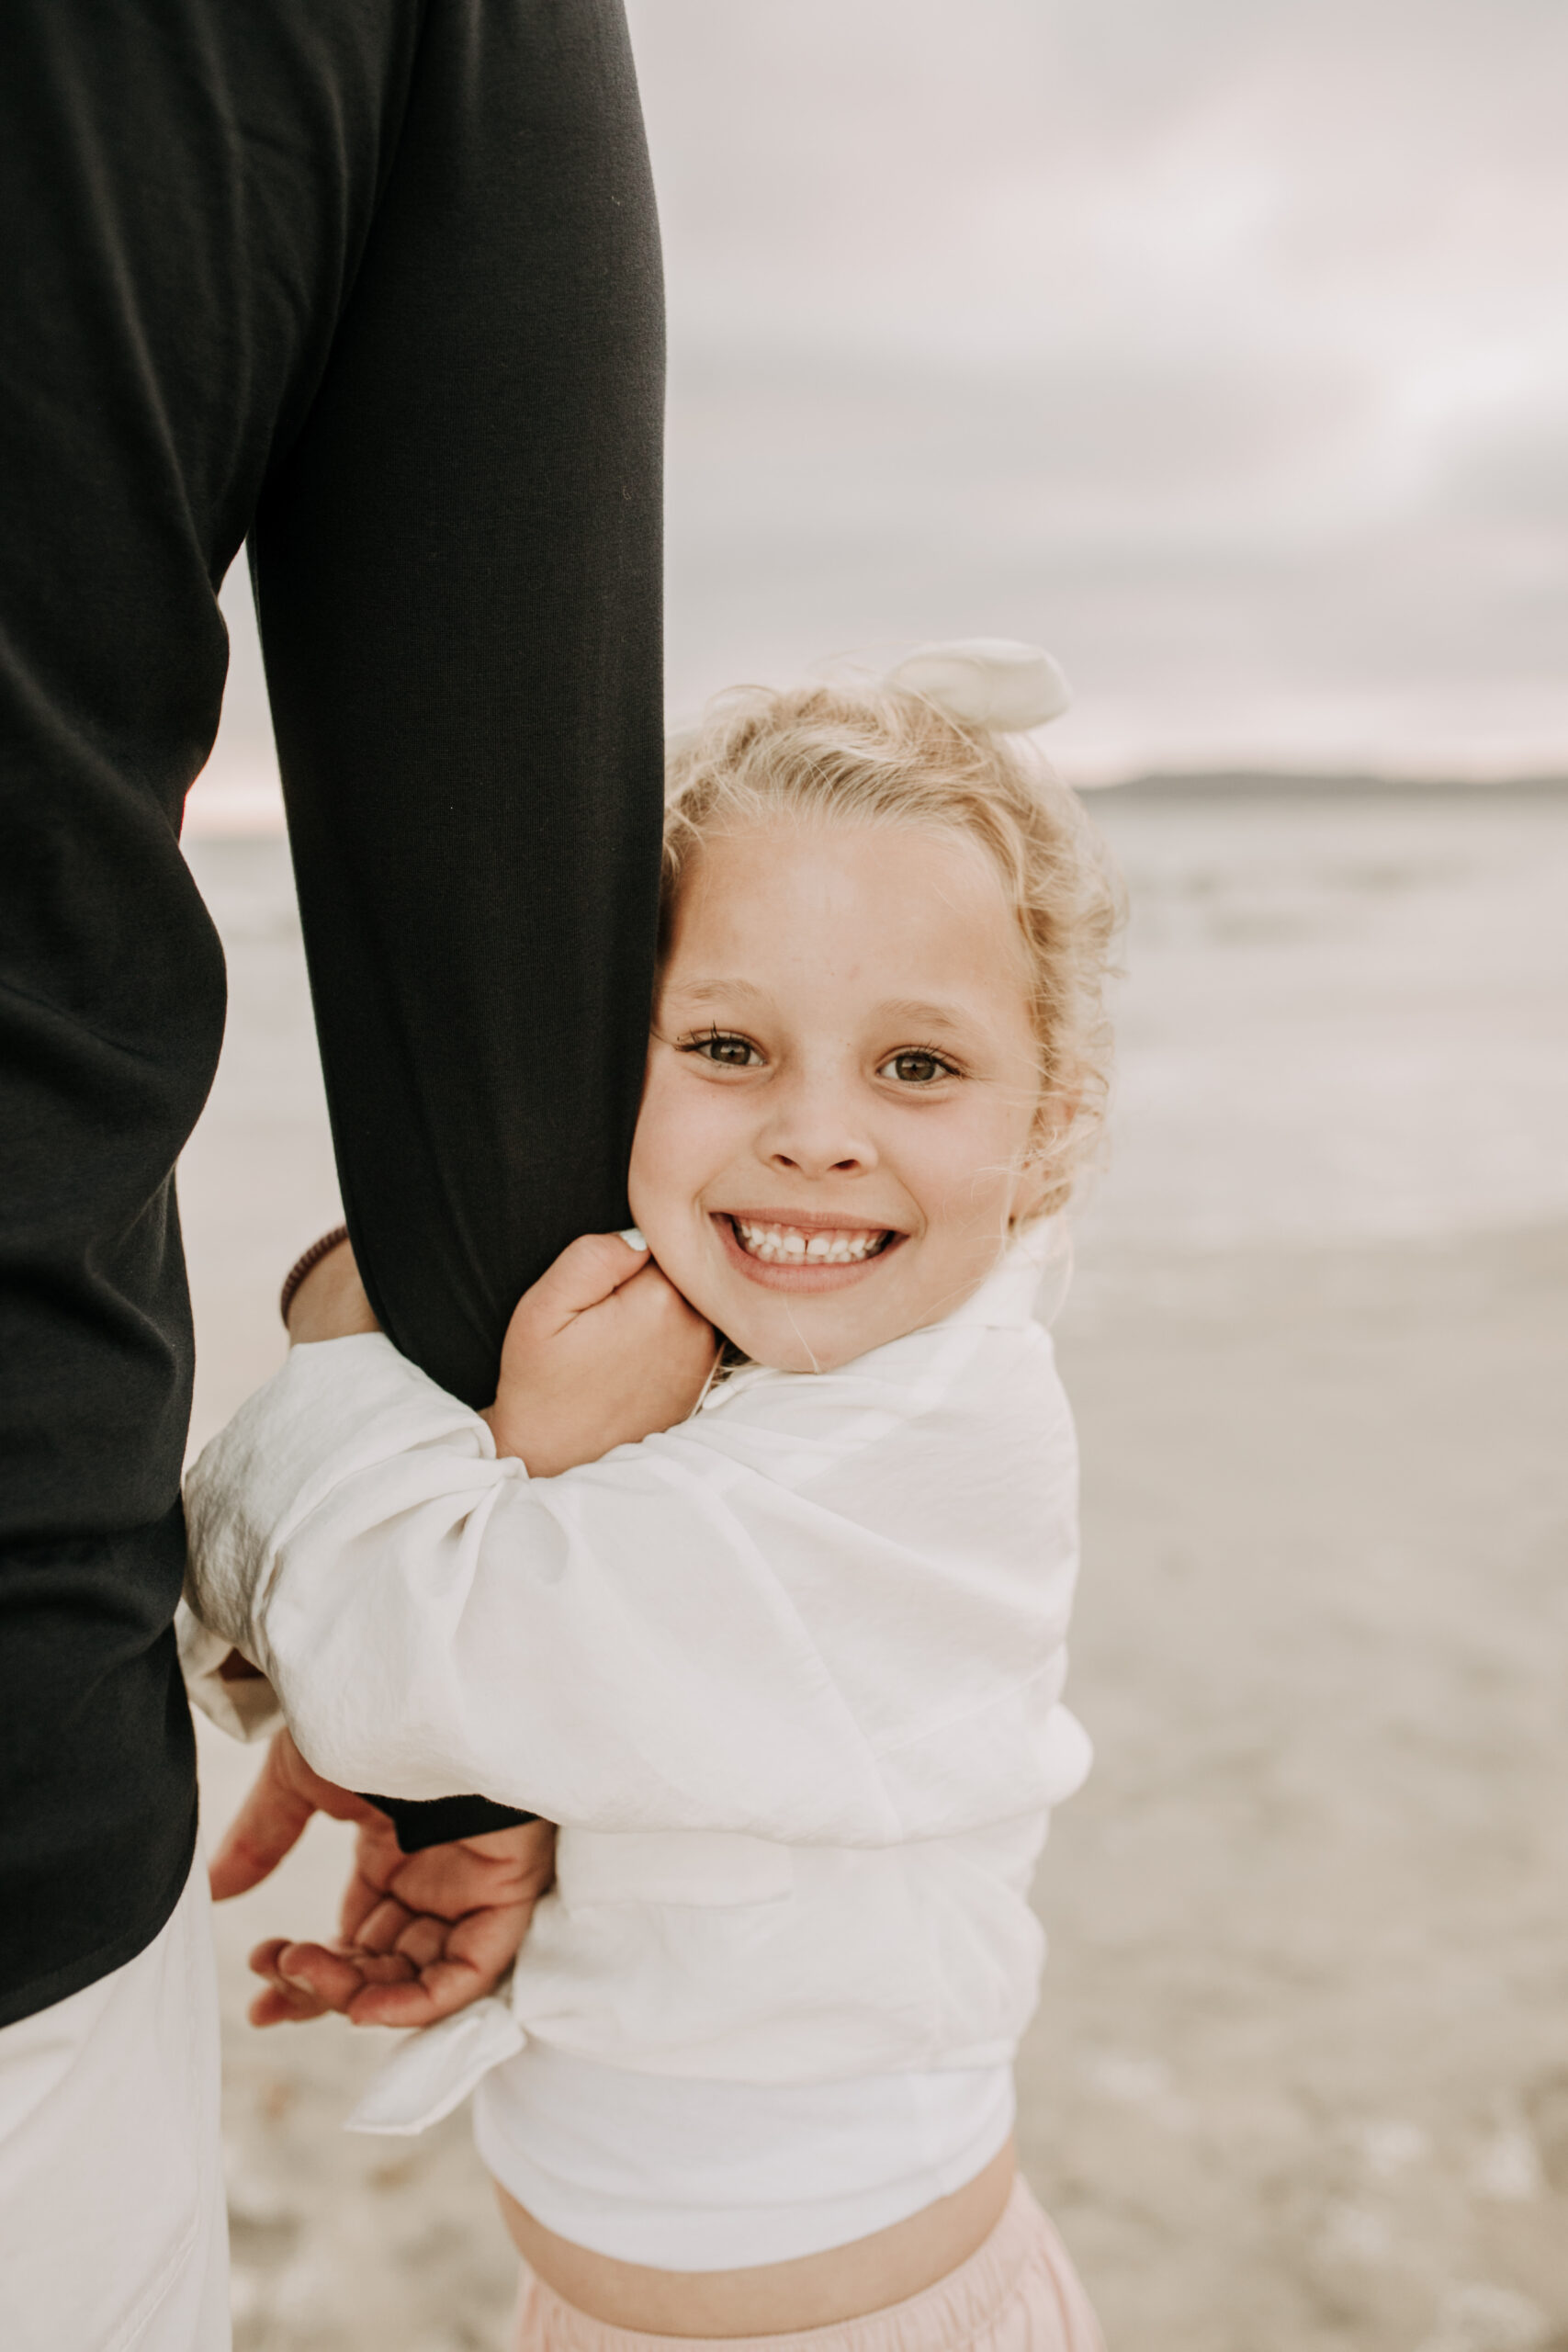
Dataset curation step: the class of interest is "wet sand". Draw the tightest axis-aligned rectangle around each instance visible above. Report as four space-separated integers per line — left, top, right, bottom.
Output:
182 800 1568 2351
1032 1225 1568 2352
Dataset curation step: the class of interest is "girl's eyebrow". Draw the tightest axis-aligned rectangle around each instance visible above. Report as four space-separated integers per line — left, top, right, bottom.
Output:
666 978 769 1006
874 998 976 1035
666 984 979 1034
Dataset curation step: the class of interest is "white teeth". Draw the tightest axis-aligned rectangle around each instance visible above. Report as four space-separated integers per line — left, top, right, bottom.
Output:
730 1219 889 1266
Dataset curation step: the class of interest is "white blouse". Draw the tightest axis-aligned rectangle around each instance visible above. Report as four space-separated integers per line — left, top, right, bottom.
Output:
182 1231 1090 2091
472 2044 1017 2269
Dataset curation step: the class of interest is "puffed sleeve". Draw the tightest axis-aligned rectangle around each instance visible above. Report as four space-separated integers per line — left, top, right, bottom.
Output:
184 1323 1088 1847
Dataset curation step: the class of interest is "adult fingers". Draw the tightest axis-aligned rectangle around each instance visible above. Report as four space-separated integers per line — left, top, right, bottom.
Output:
447 1895 536 1975
336 1818 410 1942
253 1935 418 2016
344 1951 491 2030
391 1914 448 1969
209 1735 317 1901
275 1727 389 1829
248 1981 333 2027
342 1975 456 2029
246 1937 345 2025
341 1892 538 2029
353 1894 416 1954
383 1819 557 1917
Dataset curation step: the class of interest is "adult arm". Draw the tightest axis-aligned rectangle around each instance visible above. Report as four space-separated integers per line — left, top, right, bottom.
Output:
252 2 664 1850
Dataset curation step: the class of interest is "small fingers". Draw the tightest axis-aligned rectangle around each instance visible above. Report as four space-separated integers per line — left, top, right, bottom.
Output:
527 1232 660 1330
613 1270 720 1393
616 1260 713 1340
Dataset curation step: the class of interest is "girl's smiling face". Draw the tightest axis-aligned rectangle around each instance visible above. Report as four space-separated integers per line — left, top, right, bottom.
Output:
628 820 1047 1373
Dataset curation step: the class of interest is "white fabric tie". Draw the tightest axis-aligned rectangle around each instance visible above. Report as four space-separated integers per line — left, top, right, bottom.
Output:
344 1995 525 2137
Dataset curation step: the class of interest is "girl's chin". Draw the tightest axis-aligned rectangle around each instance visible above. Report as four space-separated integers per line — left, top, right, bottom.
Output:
723 1308 874 1374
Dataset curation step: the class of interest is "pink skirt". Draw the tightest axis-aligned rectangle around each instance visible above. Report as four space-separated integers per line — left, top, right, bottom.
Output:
513 2177 1105 2352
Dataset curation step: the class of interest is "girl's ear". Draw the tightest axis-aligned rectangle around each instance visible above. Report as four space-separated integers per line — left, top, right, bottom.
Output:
1009 1081 1077 1226
1009 1154 1053 1227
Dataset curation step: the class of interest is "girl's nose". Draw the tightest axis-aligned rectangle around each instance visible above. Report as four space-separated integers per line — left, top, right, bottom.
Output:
758 1082 878 1181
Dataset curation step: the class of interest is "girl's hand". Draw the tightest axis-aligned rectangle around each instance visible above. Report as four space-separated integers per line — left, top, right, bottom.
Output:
482 1234 718 1476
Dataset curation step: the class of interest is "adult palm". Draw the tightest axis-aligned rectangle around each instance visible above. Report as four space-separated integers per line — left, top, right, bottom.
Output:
209 1727 555 2029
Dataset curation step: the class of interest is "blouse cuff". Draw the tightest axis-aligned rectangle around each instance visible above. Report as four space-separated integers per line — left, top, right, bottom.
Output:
176 1599 283 1744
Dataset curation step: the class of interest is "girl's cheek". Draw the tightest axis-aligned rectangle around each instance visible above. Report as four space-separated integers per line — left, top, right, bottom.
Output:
633 1072 746 1205
924 1109 1016 1196
932 1137 1032 1238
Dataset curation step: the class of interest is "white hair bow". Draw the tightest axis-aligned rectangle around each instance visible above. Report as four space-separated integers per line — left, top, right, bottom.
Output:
885 639 1071 732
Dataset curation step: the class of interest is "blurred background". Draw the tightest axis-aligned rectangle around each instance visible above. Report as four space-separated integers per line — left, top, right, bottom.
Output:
180 6 1568 2348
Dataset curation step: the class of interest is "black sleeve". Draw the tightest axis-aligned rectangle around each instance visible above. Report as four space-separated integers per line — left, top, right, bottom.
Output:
252 4 664 1849
0 0 662 1982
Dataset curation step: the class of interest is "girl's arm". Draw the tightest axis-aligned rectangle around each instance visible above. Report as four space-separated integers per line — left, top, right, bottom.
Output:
185 1246 1088 1849
286 1227 721 1476
183 1229 715 1727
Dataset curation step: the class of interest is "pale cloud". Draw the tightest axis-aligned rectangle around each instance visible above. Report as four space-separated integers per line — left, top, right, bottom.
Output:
198 0 1568 825
628 0 1568 775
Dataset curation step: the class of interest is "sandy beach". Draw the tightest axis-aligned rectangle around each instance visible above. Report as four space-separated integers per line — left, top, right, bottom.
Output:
180 789 1568 2352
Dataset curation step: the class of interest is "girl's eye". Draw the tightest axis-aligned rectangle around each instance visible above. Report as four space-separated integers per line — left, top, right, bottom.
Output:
686 1033 761 1069
880 1049 956 1086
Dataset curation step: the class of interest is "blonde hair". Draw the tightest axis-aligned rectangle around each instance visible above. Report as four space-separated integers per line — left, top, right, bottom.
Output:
661 679 1124 1216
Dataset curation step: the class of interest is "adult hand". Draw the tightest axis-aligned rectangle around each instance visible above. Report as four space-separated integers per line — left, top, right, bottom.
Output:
481 1232 717 1476
210 1728 555 2027
209 1724 386 1901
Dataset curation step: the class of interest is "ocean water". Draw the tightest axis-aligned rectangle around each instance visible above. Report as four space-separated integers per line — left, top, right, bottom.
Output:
1082 789 1568 1251
182 787 1568 1288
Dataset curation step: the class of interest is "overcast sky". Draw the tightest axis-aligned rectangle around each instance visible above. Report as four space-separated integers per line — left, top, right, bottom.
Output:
631 0 1568 777
207 0 1568 808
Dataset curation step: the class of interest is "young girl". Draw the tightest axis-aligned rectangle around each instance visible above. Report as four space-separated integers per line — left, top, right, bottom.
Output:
183 640 1122 2350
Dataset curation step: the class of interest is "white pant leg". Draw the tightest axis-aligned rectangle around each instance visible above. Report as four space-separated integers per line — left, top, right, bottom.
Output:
0 1853 230 2352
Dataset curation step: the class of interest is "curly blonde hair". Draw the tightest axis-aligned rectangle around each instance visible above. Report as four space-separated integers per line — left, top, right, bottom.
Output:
661 679 1124 1217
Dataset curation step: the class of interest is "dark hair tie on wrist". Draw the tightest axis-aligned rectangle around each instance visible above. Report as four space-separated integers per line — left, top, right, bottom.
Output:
278 1225 351 1329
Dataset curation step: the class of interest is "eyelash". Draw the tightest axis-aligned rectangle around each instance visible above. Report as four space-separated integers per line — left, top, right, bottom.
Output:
879 1044 962 1085
678 1032 962 1085
682 1028 761 1069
